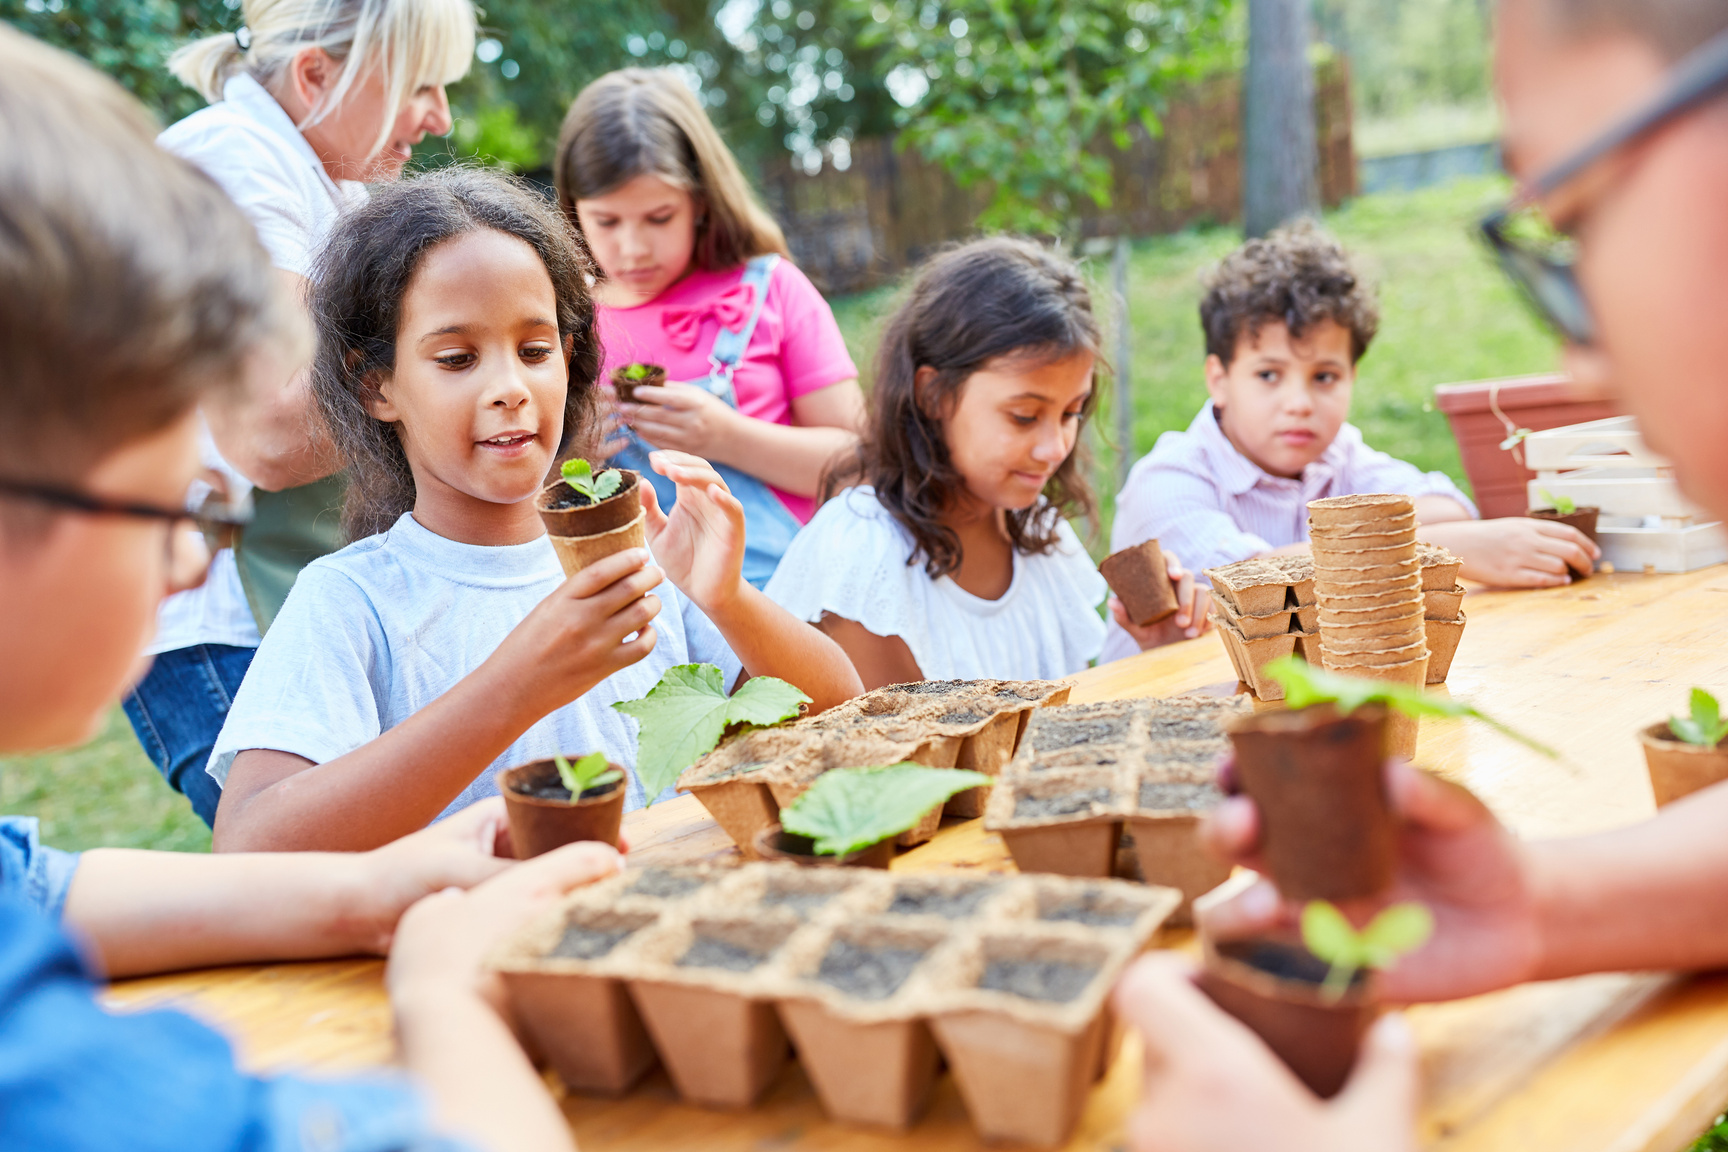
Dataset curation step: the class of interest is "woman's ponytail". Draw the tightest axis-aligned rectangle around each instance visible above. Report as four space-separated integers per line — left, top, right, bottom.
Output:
168 31 246 104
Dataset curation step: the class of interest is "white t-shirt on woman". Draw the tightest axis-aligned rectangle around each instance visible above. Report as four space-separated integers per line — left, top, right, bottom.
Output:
765 486 1108 681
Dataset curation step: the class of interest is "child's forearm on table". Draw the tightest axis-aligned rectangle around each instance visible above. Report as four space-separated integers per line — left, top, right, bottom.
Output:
707 582 864 712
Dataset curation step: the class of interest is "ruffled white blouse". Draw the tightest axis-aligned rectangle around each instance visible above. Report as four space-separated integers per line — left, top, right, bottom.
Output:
765 486 1108 680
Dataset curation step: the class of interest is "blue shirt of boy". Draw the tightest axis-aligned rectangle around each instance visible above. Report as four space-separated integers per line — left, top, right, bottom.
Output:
0 815 467 1152
207 513 742 812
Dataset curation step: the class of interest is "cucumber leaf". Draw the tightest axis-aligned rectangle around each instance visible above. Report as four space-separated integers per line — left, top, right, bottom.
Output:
779 763 993 856
613 664 810 803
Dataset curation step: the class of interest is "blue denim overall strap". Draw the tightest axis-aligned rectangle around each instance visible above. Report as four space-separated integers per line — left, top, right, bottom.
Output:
614 254 803 588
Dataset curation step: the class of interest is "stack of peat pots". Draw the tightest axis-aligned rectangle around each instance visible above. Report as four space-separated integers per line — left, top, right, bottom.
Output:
1204 555 1318 700
493 861 1179 1146
1419 542 1467 684
1308 494 1428 757
982 694 1249 923
677 678 1070 858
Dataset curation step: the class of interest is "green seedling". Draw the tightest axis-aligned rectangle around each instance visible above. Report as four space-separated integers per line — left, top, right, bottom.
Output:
1669 687 1728 748
613 663 810 803
1264 657 1558 758
560 457 622 504
622 363 652 380
1539 489 1577 516
1301 900 1434 1003
553 751 622 797
779 763 992 857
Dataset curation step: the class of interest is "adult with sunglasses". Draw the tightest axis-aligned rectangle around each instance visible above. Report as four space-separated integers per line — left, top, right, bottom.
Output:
1112 1 1728 1147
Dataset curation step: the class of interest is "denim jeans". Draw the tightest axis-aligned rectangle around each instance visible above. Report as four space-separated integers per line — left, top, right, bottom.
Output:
121 644 256 828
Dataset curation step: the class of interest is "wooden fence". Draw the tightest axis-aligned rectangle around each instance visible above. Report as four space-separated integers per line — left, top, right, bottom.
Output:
758 58 1356 294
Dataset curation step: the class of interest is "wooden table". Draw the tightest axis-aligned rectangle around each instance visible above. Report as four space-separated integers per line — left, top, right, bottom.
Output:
106 568 1728 1152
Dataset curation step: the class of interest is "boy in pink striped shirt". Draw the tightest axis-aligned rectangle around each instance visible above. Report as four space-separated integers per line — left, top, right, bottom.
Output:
1105 223 1597 662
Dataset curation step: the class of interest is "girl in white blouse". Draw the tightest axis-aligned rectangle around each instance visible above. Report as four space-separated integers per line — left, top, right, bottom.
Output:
765 237 1209 688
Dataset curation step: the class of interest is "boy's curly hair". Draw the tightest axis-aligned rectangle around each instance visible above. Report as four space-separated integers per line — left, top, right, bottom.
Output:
1199 221 1379 366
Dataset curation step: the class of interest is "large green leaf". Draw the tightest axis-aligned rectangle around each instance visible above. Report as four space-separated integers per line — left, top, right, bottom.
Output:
612 664 809 803
1264 657 1557 757
780 763 992 857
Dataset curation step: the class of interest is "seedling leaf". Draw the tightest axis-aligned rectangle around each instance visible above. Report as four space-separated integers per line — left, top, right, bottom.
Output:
1359 903 1436 969
779 763 992 856
612 664 810 803
558 457 622 504
590 469 622 501
1301 899 1434 1003
561 458 592 483
624 362 650 380
1539 488 1577 516
1671 687 1728 747
1264 657 1558 758
553 751 622 796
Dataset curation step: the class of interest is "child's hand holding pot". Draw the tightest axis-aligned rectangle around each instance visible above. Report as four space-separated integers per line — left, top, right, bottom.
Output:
641 449 747 615
622 381 742 459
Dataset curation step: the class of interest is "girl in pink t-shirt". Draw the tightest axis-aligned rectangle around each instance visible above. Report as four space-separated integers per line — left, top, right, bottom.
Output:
555 68 864 585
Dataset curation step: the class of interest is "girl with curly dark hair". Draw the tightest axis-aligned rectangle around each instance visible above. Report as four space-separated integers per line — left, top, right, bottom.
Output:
764 237 1208 689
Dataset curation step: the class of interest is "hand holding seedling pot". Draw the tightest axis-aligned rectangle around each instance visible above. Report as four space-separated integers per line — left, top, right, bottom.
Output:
537 459 646 578
499 752 626 856
1529 490 1600 578
1198 901 1432 1097
756 762 992 868
1229 659 1556 902
610 362 665 404
1099 539 1180 627
1642 687 1728 805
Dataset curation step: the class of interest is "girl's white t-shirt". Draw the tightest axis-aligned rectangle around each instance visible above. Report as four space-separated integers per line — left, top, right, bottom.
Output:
765 486 1108 681
206 513 743 815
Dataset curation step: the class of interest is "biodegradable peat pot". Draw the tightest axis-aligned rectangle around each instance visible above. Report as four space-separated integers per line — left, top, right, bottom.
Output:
1308 541 1418 568
999 821 1122 878
752 823 895 869
499 759 626 856
1424 584 1467 620
1307 493 1416 530
988 770 1127 879
779 999 940 1130
946 709 1022 818
1099 539 1180 627
1198 936 1375 1098
1228 705 1393 902
687 780 781 860
1124 814 1231 928
1529 506 1600 577
536 469 646 577
1640 722 1728 806
609 363 666 404
1425 614 1466 684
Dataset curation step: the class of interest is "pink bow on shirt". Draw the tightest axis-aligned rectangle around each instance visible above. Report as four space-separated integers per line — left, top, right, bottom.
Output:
660 282 755 351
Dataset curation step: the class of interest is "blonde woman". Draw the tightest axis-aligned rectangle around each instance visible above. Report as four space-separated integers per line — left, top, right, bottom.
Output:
555 68 866 587
125 0 476 826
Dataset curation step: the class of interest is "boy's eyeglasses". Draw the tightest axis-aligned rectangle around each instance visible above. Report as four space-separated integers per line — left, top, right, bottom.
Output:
0 478 254 544
1480 23 1728 345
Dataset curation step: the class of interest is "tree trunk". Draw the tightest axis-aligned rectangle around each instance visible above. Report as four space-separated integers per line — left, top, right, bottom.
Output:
1243 0 1319 238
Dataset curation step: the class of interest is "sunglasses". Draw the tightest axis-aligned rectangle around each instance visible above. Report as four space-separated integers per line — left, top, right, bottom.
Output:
1480 23 1728 345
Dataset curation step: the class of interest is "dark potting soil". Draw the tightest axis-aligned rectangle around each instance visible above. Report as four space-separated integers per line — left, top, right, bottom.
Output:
936 708 986 725
761 887 837 918
980 957 1099 1004
889 679 969 697
995 685 1046 702
1035 715 1130 747
886 879 999 919
515 778 619 802
1221 939 1368 992
817 939 928 1001
1014 786 1112 819
1138 780 1223 812
550 922 634 961
1144 717 1228 742
678 935 767 973
1041 890 1140 928
542 479 629 511
628 869 709 900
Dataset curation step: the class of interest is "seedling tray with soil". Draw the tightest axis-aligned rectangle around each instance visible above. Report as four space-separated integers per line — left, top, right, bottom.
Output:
1212 612 1301 700
1127 754 1231 926
1205 554 1316 617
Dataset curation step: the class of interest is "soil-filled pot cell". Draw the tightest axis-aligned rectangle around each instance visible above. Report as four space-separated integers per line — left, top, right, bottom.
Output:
1014 786 1114 819
1198 937 1374 1099
627 867 714 901
1100 539 1181 627
1000 821 1122 879
817 937 929 1000
759 870 858 919
498 759 626 857
1529 506 1600 577
1640 722 1728 806
687 780 781 860
1125 815 1232 928
627 980 790 1109
779 1001 941 1131
1227 705 1394 902
610 363 666 403
1036 886 1145 929
980 956 1100 1003
752 823 895 869
537 469 646 578
886 877 1001 919
947 710 1022 818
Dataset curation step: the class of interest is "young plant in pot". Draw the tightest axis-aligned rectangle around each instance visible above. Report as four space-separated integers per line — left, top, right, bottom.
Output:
537 458 645 577
1200 900 1433 1098
1641 687 1728 806
756 762 992 868
610 361 666 404
1529 490 1599 577
1230 658 1556 903
499 751 627 857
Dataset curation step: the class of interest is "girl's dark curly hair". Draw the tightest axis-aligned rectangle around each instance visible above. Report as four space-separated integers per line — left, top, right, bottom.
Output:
828 236 1103 578
310 166 602 539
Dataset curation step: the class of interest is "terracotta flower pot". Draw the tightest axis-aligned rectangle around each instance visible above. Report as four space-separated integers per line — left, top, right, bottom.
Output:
536 468 645 577
1227 705 1394 901
1197 936 1376 1098
499 758 626 857
752 823 895 869
1529 506 1600 578
1099 539 1180 627
1640 722 1728 806
610 363 666 404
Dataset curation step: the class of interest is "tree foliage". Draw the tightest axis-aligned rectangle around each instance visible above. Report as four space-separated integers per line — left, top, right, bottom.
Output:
849 0 1239 233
